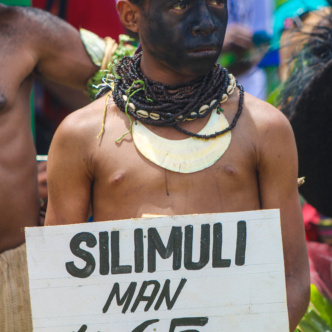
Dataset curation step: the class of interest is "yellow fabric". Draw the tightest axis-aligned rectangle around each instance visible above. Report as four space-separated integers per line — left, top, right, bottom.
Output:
0 243 32 332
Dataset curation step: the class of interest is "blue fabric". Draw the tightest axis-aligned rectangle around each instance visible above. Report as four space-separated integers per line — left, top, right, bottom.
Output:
258 49 280 68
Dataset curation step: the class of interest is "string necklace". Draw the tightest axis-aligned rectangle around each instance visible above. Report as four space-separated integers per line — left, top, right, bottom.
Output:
96 52 244 141
108 52 243 139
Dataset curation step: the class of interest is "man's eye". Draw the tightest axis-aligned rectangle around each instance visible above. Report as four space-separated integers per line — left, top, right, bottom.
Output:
172 0 190 10
208 0 224 6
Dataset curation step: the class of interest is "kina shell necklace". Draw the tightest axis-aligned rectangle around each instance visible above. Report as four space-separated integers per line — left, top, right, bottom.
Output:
132 107 232 173
96 53 244 173
128 81 243 173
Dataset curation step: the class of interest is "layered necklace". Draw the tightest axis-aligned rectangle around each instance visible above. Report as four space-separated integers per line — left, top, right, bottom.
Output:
95 52 244 173
102 52 244 140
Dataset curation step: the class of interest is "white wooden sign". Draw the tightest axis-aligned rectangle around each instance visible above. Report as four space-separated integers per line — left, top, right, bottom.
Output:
25 209 289 332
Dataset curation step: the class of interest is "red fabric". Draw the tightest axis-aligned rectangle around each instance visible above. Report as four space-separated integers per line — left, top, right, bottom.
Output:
302 204 332 301
32 0 124 40
302 203 322 241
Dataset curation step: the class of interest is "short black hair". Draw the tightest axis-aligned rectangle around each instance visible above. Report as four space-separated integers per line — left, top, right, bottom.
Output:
129 0 145 7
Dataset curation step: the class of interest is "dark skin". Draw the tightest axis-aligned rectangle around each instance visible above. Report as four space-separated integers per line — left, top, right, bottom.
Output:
0 4 97 252
46 0 310 330
138 0 228 80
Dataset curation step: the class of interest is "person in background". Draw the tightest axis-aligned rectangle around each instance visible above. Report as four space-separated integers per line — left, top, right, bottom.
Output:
220 0 274 100
277 6 332 311
32 0 125 155
273 0 331 82
0 4 101 330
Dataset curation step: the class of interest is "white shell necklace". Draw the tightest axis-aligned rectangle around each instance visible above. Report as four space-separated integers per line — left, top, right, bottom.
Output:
132 108 231 173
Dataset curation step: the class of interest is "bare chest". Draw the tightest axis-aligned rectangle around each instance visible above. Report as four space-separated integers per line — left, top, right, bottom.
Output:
91 131 259 220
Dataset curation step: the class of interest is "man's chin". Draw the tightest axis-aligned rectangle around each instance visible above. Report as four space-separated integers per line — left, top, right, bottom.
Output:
156 55 219 83
182 59 218 78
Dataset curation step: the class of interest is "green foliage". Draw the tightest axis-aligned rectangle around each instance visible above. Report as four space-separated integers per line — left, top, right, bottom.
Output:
275 0 289 8
297 285 332 332
80 29 106 67
108 35 136 74
87 70 107 101
86 34 136 101
266 82 284 108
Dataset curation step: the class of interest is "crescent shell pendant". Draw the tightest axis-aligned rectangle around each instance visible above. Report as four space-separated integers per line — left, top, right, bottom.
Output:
132 109 231 173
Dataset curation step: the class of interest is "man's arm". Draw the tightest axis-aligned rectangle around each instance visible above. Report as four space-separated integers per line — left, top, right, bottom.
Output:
32 7 99 90
13 5 98 90
45 109 94 225
256 104 310 331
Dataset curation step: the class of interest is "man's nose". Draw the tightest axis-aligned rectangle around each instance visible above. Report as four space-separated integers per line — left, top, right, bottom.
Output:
192 4 217 36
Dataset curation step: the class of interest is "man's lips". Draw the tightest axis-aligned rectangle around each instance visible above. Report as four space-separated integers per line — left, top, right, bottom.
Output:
188 46 219 56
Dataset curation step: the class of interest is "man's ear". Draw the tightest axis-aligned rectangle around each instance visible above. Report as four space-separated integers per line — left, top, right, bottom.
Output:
117 0 140 33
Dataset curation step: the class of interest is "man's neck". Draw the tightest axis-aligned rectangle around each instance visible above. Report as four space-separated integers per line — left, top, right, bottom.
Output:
140 52 201 86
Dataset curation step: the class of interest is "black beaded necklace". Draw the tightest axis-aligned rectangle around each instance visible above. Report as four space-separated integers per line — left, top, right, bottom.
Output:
97 52 244 140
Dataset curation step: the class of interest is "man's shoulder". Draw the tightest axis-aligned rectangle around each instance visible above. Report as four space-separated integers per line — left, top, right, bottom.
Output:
0 5 77 45
242 92 297 162
0 4 20 18
0 6 51 42
0 5 37 28
58 95 121 141
53 94 123 157
0 5 22 36
58 97 107 137
244 92 292 132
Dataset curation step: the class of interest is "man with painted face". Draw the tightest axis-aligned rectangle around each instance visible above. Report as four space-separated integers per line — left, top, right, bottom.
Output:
45 0 310 330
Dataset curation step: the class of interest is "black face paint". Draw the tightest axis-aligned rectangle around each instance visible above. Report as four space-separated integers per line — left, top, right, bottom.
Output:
138 0 228 78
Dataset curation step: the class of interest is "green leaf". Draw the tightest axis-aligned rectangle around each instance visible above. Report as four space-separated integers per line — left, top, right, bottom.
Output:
266 83 284 107
80 28 106 66
297 285 332 332
85 34 137 100
310 285 332 326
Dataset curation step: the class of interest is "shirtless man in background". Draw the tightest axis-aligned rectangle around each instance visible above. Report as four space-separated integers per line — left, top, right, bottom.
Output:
45 0 310 330
0 4 98 330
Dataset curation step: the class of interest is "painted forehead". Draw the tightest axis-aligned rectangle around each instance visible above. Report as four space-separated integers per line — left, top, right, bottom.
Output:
142 0 201 9
141 0 227 16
